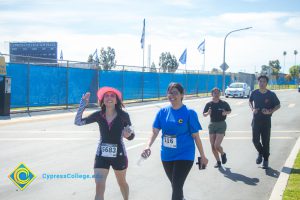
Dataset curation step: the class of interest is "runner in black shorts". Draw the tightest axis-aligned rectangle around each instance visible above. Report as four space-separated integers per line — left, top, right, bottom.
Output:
75 87 134 200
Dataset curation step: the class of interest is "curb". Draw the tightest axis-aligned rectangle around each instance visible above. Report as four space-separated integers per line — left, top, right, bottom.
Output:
269 136 300 200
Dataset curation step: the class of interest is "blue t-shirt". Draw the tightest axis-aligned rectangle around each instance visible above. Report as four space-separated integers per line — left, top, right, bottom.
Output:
153 105 202 161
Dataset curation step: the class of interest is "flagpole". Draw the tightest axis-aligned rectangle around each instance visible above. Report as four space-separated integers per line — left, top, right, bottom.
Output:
202 51 205 71
143 47 145 71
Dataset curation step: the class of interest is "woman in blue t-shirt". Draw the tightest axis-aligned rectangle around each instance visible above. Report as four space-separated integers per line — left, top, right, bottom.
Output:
141 82 208 200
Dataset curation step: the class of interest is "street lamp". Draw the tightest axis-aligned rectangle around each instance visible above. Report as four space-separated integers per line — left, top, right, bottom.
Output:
222 27 252 95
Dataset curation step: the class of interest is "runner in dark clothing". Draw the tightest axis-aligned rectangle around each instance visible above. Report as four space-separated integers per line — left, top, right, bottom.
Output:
74 87 134 200
203 87 231 168
249 75 280 169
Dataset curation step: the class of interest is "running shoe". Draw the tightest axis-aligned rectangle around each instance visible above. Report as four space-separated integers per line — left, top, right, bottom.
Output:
214 161 221 168
256 154 263 164
221 153 227 164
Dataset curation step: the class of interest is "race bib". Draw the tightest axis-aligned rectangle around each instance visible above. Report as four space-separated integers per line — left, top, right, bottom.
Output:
101 143 118 157
163 135 177 148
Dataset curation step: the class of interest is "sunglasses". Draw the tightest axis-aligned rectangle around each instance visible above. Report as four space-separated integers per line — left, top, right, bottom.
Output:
167 91 180 96
104 93 116 98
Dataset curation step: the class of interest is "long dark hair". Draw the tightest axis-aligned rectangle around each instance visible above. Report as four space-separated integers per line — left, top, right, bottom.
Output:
99 95 124 114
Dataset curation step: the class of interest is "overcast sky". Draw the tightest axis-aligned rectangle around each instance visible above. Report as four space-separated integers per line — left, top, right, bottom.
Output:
0 0 299 73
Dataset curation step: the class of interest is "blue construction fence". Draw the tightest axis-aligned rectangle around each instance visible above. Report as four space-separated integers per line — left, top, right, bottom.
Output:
6 63 232 108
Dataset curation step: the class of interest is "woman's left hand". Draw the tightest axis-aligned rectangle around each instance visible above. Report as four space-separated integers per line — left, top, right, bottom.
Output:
123 125 133 138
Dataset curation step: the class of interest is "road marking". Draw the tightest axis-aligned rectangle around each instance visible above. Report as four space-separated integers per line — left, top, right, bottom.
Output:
227 114 238 118
235 101 246 105
269 136 300 200
288 103 295 108
1 130 299 134
0 136 295 141
126 143 145 150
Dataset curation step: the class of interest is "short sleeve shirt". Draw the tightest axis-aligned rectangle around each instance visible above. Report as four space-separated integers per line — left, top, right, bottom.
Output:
83 110 131 157
249 89 280 121
153 105 202 161
203 100 231 122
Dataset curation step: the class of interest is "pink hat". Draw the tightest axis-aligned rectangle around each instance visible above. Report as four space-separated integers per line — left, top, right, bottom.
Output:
97 87 122 102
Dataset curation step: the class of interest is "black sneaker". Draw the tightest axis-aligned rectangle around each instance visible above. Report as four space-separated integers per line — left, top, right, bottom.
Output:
262 160 269 169
214 161 221 168
221 153 227 164
256 154 263 164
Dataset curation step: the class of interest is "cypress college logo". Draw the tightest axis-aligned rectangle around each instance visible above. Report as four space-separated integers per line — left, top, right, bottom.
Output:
8 163 36 191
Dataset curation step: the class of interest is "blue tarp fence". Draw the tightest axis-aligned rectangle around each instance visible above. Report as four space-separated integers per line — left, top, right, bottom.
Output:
6 63 232 108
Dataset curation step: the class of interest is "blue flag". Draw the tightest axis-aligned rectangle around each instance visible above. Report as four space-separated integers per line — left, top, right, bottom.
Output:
179 48 187 64
197 40 205 54
93 49 99 63
140 19 145 49
60 50 63 60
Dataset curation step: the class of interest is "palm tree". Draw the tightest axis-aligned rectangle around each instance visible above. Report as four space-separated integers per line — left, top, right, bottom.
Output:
294 50 298 65
283 51 287 73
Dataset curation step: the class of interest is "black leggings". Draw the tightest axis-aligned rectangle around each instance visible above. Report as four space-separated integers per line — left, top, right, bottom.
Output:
162 160 194 200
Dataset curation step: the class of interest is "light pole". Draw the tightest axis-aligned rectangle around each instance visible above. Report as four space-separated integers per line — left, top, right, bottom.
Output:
222 27 252 95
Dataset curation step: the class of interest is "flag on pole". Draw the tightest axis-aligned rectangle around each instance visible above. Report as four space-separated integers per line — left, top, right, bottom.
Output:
179 48 187 64
60 50 63 60
197 40 205 54
140 18 145 49
93 49 99 63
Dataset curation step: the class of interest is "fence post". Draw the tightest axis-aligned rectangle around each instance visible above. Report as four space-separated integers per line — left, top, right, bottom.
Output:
66 61 69 109
26 57 30 113
196 70 199 97
141 67 144 102
158 68 160 100
121 66 124 98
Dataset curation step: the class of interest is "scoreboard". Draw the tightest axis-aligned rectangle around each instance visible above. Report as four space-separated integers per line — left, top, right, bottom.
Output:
9 42 57 63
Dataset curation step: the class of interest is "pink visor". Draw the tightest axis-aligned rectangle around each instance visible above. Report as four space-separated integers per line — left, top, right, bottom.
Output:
97 87 122 102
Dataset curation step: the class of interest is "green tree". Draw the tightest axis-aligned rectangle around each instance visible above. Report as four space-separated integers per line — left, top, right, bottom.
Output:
99 47 117 70
294 50 298 65
283 51 287 70
260 65 271 75
285 74 292 82
211 68 221 73
269 60 281 79
289 65 300 79
159 52 179 72
87 54 93 63
150 62 157 72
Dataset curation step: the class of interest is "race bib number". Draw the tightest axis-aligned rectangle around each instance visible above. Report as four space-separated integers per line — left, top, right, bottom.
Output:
101 143 118 157
163 135 177 148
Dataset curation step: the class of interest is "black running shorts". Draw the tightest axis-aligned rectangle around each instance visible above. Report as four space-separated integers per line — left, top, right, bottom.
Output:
94 155 128 170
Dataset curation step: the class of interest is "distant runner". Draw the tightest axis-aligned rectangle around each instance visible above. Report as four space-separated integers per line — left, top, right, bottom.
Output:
249 75 280 169
203 87 231 168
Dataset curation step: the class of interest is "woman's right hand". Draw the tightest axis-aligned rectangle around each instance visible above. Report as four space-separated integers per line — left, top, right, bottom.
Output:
141 148 151 159
82 92 90 104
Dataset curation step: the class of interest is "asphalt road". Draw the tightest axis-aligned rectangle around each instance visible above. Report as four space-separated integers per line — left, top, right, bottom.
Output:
0 89 299 200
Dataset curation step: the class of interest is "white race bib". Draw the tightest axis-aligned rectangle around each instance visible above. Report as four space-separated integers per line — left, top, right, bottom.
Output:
163 135 177 148
101 143 118 157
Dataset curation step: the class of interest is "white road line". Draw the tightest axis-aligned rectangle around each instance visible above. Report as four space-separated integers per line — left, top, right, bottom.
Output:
0 136 294 141
126 143 145 150
1 130 299 134
227 114 238 118
235 101 245 105
288 103 295 108
269 136 300 200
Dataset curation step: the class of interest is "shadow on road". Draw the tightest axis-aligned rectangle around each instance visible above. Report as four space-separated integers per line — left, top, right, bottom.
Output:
265 167 280 178
219 167 260 185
